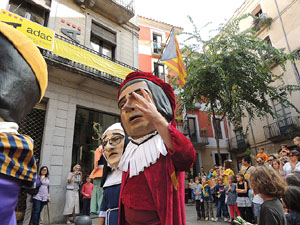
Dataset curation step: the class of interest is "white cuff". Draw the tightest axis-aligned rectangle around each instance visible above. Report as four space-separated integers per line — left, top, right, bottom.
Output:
99 211 106 218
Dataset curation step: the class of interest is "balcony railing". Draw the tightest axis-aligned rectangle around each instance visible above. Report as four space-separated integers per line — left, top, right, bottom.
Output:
228 137 249 152
42 34 139 84
176 123 209 146
263 116 300 140
86 0 135 24
189 130 209 146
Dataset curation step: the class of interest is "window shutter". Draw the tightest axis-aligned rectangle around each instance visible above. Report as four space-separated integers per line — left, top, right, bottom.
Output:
91 23 116 45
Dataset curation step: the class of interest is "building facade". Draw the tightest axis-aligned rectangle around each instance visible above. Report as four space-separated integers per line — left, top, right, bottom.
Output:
227 0 300 169
137 16 230 175
1 0 139 222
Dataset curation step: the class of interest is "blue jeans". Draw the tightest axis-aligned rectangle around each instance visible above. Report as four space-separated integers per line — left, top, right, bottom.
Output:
32 199 47 225
217 199 229 218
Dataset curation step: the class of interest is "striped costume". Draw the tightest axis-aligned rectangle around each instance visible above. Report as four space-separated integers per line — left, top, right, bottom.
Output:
0 132 37 184
0 122 37 225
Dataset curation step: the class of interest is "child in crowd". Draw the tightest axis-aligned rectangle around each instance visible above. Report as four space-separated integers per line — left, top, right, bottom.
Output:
194 177 205 221
81 177 94 216
221 160 234 185
214 177 229 222
283 186 300 225
284 172 300 225
249 166 287 225
202 176 214 221
189 178 196 202
236 173 253 223
226 175 240 223
256 147 268 163
251 191 264 225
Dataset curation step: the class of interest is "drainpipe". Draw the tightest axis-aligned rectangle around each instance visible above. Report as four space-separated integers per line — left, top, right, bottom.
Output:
273 0 300 86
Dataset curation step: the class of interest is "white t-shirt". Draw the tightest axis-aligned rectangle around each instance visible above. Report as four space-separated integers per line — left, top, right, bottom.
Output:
253 194 264 204
282 162 300 175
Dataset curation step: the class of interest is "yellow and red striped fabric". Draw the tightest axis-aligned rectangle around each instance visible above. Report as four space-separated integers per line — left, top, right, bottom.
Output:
161 28 187 88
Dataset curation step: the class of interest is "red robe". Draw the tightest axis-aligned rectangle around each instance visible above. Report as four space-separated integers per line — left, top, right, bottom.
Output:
119 124 196 225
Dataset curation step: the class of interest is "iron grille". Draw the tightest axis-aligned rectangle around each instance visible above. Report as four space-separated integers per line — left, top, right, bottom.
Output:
16 105 47 219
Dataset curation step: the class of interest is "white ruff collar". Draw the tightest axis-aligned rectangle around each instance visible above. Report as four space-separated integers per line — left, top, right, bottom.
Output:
0 122 19 134
103 169 122 188
118 133 168 178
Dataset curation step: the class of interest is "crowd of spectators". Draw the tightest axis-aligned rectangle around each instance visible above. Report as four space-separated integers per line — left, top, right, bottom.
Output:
187 136 300 225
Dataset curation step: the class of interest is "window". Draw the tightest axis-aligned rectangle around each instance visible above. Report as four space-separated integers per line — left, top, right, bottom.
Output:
91 22 116 60
152 33 162 54
188 117 197 142
273 98 291 120
252 4 263 17
214 153 228 166
213 119 223 139
264 36 271 44
234 128 243 141
9 0 50 26
153 62 165 78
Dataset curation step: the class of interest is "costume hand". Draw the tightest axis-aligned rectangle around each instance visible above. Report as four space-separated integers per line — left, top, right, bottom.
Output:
132 88 164 124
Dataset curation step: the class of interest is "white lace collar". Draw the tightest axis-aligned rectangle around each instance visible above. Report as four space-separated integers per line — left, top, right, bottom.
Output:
0 122 19 134
118 133 168 178
103 169 122 188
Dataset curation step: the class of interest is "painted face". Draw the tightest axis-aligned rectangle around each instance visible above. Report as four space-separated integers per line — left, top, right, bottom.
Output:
118 81 156 139
102 129 125 168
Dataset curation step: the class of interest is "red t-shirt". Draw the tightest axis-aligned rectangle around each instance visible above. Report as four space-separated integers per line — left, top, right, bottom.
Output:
81 183 94 199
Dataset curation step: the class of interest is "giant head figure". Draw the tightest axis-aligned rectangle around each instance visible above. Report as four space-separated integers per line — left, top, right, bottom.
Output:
102 123 125 169
0 22 48 123
117 72 176 139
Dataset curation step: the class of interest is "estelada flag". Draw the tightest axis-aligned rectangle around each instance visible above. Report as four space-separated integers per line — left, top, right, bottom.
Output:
161 28 187 88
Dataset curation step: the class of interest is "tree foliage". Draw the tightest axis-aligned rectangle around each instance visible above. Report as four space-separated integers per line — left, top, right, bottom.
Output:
179 16 300 164
181 15 300 127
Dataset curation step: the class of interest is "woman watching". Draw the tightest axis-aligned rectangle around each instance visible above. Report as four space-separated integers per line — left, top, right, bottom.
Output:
63 164 82 224
31 166 50 225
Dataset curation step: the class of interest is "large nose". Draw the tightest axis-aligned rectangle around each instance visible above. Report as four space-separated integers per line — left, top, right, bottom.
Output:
104 142 115 152
122 96 135 112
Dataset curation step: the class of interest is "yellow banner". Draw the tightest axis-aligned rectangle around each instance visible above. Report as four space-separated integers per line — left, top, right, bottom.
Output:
53 39 133 79
0 9 54 51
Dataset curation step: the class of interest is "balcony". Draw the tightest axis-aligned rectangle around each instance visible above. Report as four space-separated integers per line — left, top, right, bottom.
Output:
176 122 209 147
152 41 164 56
228 137 249 153
190 130 209 147
42 34 138 85
263 116 300 141
252 13 272 33
86 0 135 24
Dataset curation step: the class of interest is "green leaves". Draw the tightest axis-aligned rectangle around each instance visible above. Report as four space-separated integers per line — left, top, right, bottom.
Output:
180 15 300 128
